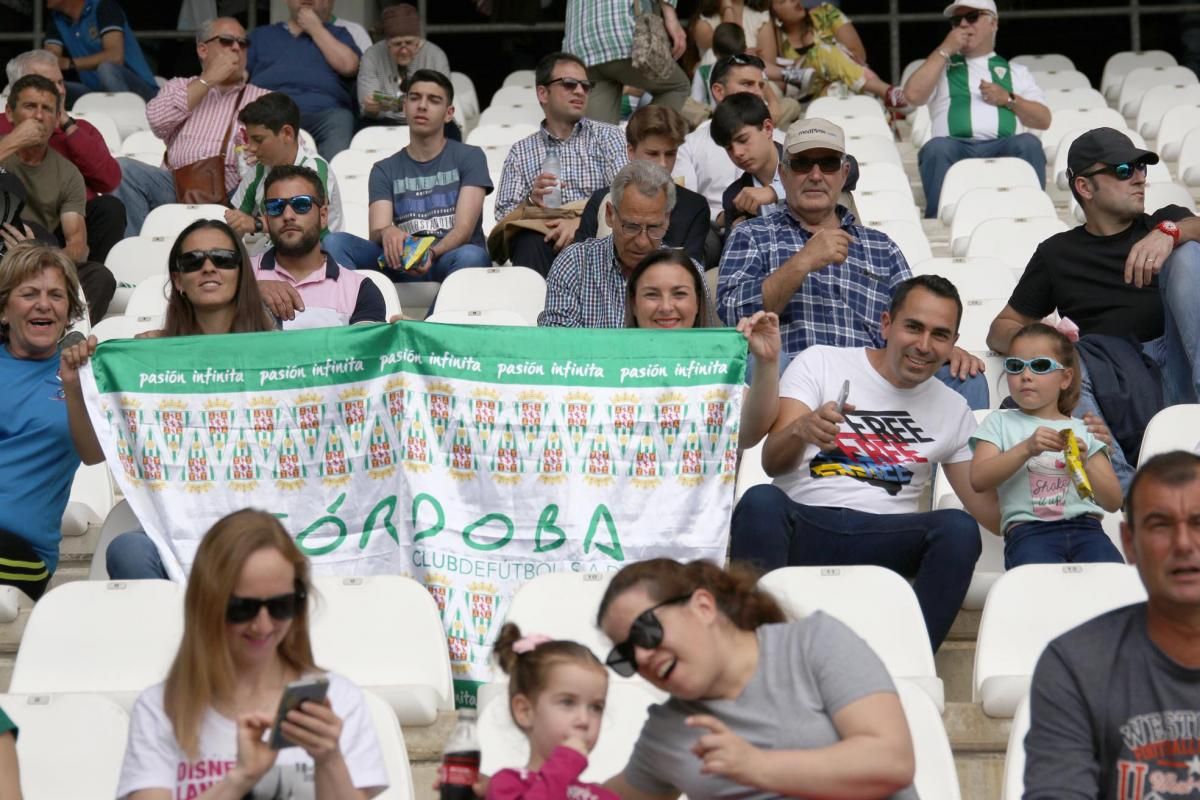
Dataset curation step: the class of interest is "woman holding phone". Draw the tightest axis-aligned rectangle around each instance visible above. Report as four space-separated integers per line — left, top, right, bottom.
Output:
116 509 388 800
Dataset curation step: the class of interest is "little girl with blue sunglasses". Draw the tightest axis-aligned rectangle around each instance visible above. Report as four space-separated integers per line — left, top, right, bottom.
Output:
968 323 1125 569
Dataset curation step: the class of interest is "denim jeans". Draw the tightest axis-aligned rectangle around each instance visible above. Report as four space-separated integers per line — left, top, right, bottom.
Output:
112 158 177 237
917 133 1047 218
301 107 355 161
105 530 168 580
66 62 158 105
729 485 981 650
1004 517 1125 570
322 232 490 281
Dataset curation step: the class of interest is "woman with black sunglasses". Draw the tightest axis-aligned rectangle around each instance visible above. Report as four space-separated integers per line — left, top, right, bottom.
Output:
596 558 917 800
115 509 388 800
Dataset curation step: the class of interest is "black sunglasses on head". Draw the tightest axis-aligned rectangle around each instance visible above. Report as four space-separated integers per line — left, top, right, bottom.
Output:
226 584 307 624
1077 162 1149 181
605 592 693 677
949 10 988 26
175 249 240 273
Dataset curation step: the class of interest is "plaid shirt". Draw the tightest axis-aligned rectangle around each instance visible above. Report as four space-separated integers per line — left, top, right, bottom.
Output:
495 119 628 220
538 236 628 328
564 0 677 66
717 206 911 358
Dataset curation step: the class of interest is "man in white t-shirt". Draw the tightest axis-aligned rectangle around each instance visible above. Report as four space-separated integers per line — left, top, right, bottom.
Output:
730 274 1000 651
902 0 1052 218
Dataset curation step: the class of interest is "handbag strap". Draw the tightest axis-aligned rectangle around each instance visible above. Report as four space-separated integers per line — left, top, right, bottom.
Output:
218 84 249 158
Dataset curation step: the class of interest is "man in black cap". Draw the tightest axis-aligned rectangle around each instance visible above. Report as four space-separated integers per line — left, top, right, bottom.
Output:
986 127 1200 484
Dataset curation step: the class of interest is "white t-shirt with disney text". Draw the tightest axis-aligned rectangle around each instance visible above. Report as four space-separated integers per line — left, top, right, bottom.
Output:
117 672 388 800
775 346 976 512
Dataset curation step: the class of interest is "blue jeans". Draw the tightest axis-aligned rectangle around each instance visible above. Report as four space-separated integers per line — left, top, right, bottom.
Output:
935 364 989 410
106 530 168 580
917 133 1047 218
730 485 981 650
66 62 158 104
322 232 490 281
302 108 355 161
1004 517 1124 570
112 159 177 237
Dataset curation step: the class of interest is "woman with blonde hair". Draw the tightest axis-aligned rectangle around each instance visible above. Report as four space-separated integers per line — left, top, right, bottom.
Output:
116 509 388 799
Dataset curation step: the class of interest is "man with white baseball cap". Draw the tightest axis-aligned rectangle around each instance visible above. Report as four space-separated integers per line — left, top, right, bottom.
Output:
902 0 1052 217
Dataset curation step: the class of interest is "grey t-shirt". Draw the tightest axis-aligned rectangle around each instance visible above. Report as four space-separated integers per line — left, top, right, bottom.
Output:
624 614 918 800
1024 603 1200 800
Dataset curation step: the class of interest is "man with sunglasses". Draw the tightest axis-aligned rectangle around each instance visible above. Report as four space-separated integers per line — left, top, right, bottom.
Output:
113 18 268 236
988 128 1200 487
251 165 385 329
902 0 1051 218
494 52 627 276
43 0 157 104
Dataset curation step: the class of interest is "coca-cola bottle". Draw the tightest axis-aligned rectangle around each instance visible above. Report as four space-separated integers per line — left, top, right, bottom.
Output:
439 708 480 800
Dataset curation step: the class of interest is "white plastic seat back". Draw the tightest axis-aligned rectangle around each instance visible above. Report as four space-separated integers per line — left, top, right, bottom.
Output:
395 282 442 318
965 217 1070 271
70 109 122 152
851 190 919 224
854 163 912 196
911 257 1018 302
910 105 932 148
105 234 174 286
73 91 149 139
358 269 402 321
897 681 962 800
364 691 417 800
61 461 115 538
467 123 539 148
502 69 536 88
1011 53 1074 72
426 309 531 326
937 158 1041 224
1135 84 1200 139
956 297 1008 353
734 441 770 503
490 85 539 107
807 94 885 119
310 575 454 725
1028 69 1091 91
949 186 1057 256
1178 128 1200 187
1101 50 1177 101
1158 106 1200 162
973 563 1147 717
350 125 410 153
434 266 546 324
88 499 142 580
1118 65 1198 118
124 275 171 318
1000 693 1031 800
845 134 903 169
1138 404 1200 463
1 692 129 800
872 219 932 266
9 580 184 708
140 203 230 239
342 202 370 239
481 144 512 183
119 129 167 165
828 113 892 139
91 314 162 343
901 59 924 88
1038 107 1127 161
1041 87 1106 113
502 571 614 664
760 567 944 710
330 148 384 208
478 104 543 127
451 72 480 121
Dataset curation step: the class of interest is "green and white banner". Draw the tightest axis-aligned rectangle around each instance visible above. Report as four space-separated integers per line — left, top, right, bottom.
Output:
81 323 747 704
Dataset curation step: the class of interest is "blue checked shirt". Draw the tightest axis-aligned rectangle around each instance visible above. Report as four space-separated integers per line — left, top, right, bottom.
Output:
495 119 628 220
564 0 679 67
717 206 912 358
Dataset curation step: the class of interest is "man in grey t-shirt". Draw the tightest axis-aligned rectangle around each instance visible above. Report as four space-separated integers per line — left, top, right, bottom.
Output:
1024 450 1200 799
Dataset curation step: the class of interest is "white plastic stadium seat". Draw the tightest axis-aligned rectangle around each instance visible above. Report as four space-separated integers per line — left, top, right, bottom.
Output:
395 282 442 318
1027 69 1091 91
123 275 171 318
73 91 149 139
434 266 546 325
1011 53 1074 73
1158 106 1200 163
480 144 512 183
140 203 230 239
965 217 1069 271
500 571 615 664
931 425 1002 610
827 113 892 140
310 575 453 725
61 461 115 538
1041 87 1106 113
1037 107 1127 162
478 104 542 127
90 314 163 342
936 158 1041 225
760 566 944 710
330 148 382 209
851 190 919 224
425 309 530 325
956 297 1007 353
502 69 536 88
87 499 141 581
734 441 770 503
1000 693 1032 800
910 257 1017 303
1177 128 1200 186
872 219 932 265
896 681 963 800
973 563 1147 717
119 129 166 166
1101 50 1177 101
845 134 903 169
1138 404 1200 463
1 693 129 800
910 105 932 149
467 122 539 148
853 163 912 196
341 201 370 240
358 269 402 321
948 187 1057 256
1135 84 1200 139
363 691 417 800
69 109 121 153
451 71 480 122
490 84 539 108
9 580 185 708
1117 66 1198 119
105 234 174 287
806 94 885 120
350 125 411 153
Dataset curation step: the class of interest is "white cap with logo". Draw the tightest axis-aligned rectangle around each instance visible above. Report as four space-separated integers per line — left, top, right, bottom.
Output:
943 0 997 16
783 118 845 156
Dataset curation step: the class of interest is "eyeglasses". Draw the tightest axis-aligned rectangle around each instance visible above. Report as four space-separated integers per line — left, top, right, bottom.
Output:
389 38 421 50
1076 162 1149 181
226 587 307 624
615 214 668 241
605 592 693 677
545 77 593 93
949 10 988 27
1003 356 1065 375
787 155 844 174
175 249 240 273
263 195 319 217
204 34 249 48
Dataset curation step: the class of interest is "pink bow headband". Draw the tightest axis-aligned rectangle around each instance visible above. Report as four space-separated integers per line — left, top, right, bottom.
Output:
513 633 554 654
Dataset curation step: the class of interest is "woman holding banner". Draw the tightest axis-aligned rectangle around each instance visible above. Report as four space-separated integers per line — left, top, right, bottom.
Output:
115 509 389 799
596 558 918 800
0 242 101 601
624 249 781 448
59 219 278 580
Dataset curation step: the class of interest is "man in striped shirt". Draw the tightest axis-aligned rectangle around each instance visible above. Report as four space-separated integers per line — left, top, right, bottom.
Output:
902 0 1051 218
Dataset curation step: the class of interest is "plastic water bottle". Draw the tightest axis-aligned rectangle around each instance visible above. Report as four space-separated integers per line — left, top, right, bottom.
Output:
541 148 563 208
439 709 480 800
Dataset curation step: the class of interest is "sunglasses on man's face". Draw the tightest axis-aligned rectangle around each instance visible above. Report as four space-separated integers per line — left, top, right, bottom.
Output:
949 10 987 26
263 195 318 217
1078 162 1149 181
788 156 843 175
175 249 240 273
545 77 593 93
225 586 307 624
605 593 693 677
204 34 249 48
1003 356 1065 375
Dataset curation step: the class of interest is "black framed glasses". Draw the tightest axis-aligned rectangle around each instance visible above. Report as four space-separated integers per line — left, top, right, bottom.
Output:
226 585 307 624
949 10 988 27
175 249 240 273
204 34 249 48
263 195 319 217
787 155 844 174
1003 356 1065 375
1077 162 1148 182
545 77 593 93
605 592 693 677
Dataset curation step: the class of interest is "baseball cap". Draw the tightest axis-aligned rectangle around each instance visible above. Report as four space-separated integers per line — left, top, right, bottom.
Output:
943 0 998 16
1066 127 1159 178
784 118 845 156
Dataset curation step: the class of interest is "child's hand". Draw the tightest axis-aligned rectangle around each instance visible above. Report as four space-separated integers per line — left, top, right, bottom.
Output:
1025 426 1067 458
562 733 590 756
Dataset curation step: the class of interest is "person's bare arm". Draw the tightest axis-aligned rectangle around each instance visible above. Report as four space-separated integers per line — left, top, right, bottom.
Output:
431 186 485 258
0 729 20 800
760 229 851 315
902 27 968 106
737 312 781 449
985 304 1040 355
1086 451 1123 513
60 212 89 265
58 336 106 466
296 8 359 77
762 396 853 477
943 459 1001 534
70 29 127 70
833 22 867 64
692 17 715 54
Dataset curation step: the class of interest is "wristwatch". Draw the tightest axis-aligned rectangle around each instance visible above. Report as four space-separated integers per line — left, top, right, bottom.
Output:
1156 220 1181 245
1005 93 1017 111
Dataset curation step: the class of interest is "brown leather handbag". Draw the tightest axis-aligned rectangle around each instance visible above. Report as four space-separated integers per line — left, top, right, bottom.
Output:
172 85 246 205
